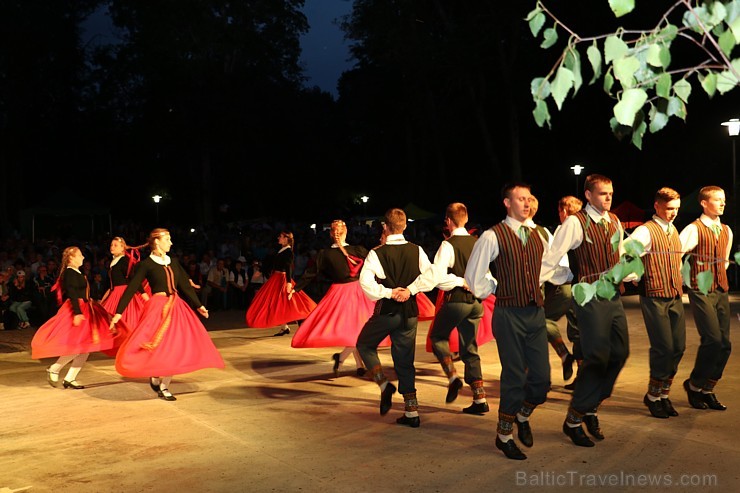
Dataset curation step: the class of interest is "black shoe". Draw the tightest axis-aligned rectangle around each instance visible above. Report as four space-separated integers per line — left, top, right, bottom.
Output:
516 419 533 447
644 394 669 419
583 414 604 440
46 369 60 388
157 389 177 401
683 379 708 409
380 382 396 415
564 380 577 391
462 402 490 415
562 422 595 447
446 378 463 403
495 436 527 460
63 380 85 390
356 367 367 377
451 352 461 362
149 378 161 393
396 415 420 428
273 327 291 336
662 398 679 417
562 354 575 381
702 392 727 411
331 353 341 375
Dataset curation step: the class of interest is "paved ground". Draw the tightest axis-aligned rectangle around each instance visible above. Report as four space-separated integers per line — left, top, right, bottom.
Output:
1 294 738 493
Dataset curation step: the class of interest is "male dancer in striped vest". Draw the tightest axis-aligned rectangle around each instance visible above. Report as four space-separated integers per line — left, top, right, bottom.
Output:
429 202 487 414
678 186 732 411
466 183 550 460
357 208 435 427
629 187 685 419
540 174 629 447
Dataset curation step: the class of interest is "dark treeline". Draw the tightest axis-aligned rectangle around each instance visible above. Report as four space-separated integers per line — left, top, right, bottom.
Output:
1 1 739 240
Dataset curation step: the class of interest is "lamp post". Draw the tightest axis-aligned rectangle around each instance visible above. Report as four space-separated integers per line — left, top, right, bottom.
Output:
722 118 739 287
360 195 369 217
152 194 162 224
570 164 585 196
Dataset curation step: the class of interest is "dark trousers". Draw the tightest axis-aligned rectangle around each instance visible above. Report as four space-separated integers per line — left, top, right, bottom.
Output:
544 282 578 347
357 313 418 395
639 295 686 381
430 300 484 384
687 289 732 387
571 296 629 413
493 306 550 415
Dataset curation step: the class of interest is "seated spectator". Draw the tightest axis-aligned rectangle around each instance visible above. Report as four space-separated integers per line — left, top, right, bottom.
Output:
33 264 56 323
89 271 107 302
206 258 230 310
0 270 10 330
9 269 34 329
247 259 266 307
229 257 249 309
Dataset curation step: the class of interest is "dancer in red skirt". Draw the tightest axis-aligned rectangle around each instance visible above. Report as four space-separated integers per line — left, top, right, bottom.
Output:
289 220 376 376
109 228 224 401
246 231 316 336
100 237 149 328
32 246 119 389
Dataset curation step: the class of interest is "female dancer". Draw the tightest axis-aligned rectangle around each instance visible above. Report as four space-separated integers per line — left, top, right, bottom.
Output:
289 220 377 375
246 231 316 336
100 237 148 328
110 228 224 401
31 246 119 389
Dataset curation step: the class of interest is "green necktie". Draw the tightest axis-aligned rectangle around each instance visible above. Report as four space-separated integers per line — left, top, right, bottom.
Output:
666 223 674 237
518 226 530 245
712 224 722 237
600 218 608 231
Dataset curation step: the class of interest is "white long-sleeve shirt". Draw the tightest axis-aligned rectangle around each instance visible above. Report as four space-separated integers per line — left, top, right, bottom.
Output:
359 234 434 301
433 227 469 291
679 214 733 269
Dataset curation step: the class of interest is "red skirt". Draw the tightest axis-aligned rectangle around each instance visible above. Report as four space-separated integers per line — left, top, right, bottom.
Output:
101 285 146 328
425 291 496 352
31 299 123 359
246 271 317 328
115 294 224 377
416 292 436 321
291 281 388 348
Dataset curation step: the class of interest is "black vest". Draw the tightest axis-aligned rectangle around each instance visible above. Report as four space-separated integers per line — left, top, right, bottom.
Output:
374 242 421 317
444 235 477 303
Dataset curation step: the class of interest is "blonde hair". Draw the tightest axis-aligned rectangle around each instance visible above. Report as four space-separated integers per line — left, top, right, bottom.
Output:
584 174 612 193
445 203 468 228
384 208 406 235
698 186 724 202
558 196 583 216
331 219 357 265
655 187 680 203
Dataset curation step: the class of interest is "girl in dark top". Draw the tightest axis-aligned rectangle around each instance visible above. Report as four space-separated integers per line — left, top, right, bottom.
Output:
246 230 316 336
289 220 376 375
31 246 119 389
9 269 33 329
100 237 149 328
110 228 224 401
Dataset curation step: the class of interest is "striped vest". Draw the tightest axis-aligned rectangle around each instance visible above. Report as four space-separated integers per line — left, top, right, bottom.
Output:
572 210 620 283
490 222 544 308
688 219 730 292
638 220 683 298
445 235 477 304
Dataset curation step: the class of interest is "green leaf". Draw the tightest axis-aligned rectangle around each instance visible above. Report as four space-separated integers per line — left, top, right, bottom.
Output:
719 28 737 56
586 42 602 85
609 0 635 18
604 36 629 64
529 11 546 37
614 88 648 126
595 278 617 300
603 71 615 94
530 77 551 99
716 66 739 94
564 48 583 94
573 282 597 306
541 27 558 49
709 1 728 27
667 96 686 120
625 257 645 279
646 44 663 68
700 72 718 98
649 106 669 133
613 55 640 88
533 99 551 128
610 262 626 283
656 73 672 98
659 24 678 42
731 15 740 43
734 251 740 265
631 119 647 149
681 257 692 287
610 229 621 252
525 7 542 21
552 66 575 110
697 270 714 295
673 79 692 103
623 238 645 258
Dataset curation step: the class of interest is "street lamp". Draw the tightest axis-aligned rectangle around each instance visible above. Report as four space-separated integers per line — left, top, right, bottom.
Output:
360 195 369 216
722 118 739 287
152 194 162 224
570 164 585 196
